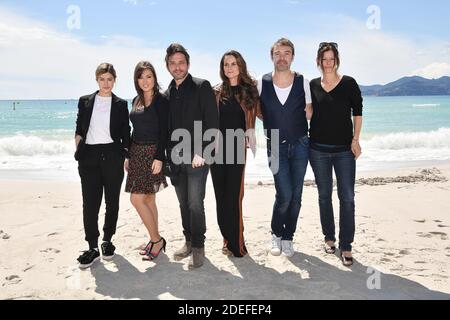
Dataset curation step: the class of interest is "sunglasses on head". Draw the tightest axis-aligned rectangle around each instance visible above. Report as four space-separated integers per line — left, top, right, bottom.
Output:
319 42 338 49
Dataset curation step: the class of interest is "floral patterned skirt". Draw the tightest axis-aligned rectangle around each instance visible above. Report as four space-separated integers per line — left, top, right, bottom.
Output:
125 142 168 194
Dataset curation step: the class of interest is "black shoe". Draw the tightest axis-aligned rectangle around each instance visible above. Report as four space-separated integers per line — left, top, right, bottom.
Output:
101 242 116 260
143 237 166 261
77 249 100 269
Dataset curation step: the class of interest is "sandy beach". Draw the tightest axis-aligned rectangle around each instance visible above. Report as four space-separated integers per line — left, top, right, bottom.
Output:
1 165 450 300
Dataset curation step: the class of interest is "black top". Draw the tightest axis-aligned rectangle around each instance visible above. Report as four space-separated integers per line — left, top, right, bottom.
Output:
309 75 363 146
217 86 246 164
75 91 130 159
219 86 246 132
130 94 169 161
166 74 219 162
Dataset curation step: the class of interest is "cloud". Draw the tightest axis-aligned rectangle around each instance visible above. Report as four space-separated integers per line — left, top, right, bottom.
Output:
412 62 450 79
0 6 218 99
100 34 146 48
287 15 450 85
1 6 449 98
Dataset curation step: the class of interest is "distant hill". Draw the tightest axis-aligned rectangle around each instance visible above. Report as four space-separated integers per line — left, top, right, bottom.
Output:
360 76 450 96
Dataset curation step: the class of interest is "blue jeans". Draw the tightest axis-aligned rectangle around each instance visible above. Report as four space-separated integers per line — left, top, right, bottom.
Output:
174 164 209 248
309 148 356 252
268 136 309 241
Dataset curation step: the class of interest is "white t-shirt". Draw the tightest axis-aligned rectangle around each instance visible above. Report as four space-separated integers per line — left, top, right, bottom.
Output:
86 95 114 145
257 73 312 106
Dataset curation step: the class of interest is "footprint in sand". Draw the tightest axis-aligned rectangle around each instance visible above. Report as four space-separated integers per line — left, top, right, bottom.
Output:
417 231 448 240
40 248 61 254
438 224 450 228
399 249 410 255
0 230 11 239
430 232 447 236
434 220 442 223
23 265 35 272
430 232 448 240
432 274 449 279
414 219 426 223
416 232 432 238
5 275 21 285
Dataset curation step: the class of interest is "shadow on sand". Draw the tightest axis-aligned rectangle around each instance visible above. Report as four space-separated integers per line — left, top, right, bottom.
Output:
88 250 449 300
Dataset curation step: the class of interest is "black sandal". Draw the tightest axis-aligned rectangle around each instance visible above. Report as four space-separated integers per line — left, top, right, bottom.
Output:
139 240 153 256
142 237 166 261
341 253 354 267
324 242 336 254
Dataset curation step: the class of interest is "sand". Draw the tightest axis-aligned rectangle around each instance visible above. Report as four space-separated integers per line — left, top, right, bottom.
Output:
1 165 449 300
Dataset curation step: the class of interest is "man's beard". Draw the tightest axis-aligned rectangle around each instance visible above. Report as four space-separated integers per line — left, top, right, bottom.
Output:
172 70 188 81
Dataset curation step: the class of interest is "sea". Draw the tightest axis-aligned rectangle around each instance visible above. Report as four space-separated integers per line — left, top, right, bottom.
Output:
1 96 449 181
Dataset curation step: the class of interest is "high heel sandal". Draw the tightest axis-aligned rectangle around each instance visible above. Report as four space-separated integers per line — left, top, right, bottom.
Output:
143 237 166 261
222 245 233 256
139 240 153 256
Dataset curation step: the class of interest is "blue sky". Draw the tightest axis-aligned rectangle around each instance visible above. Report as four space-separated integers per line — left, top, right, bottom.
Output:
0 0 449 99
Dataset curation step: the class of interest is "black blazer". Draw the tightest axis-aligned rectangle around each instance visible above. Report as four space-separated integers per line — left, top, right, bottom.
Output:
165 74 219 162
75 91 130 160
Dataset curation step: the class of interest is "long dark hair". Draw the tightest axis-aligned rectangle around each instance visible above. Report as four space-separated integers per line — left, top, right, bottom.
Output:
219 50 258 110
133 61 161 109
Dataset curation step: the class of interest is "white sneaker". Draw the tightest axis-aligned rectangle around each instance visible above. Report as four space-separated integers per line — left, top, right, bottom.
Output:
281 240 295 257
269 234 282 256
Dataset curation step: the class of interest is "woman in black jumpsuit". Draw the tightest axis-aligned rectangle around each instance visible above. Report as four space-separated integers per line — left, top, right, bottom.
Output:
211 50 260 257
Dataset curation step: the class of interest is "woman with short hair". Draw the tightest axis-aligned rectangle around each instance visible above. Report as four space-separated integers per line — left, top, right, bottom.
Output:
75 63 130 269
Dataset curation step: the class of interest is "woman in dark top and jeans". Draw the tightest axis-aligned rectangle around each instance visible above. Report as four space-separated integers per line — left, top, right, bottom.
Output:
125 61 168 260
211 50 260 257
309 42 363 267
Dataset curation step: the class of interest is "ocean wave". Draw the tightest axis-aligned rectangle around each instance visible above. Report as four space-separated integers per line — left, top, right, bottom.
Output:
55 111 76 119
0 134 73 156
1 128 449 159
364 128 450 150
412 103 440 108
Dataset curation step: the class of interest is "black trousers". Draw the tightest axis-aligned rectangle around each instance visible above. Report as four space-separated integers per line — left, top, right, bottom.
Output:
210 163 247 257
174 164 209 248
78 144 124 249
